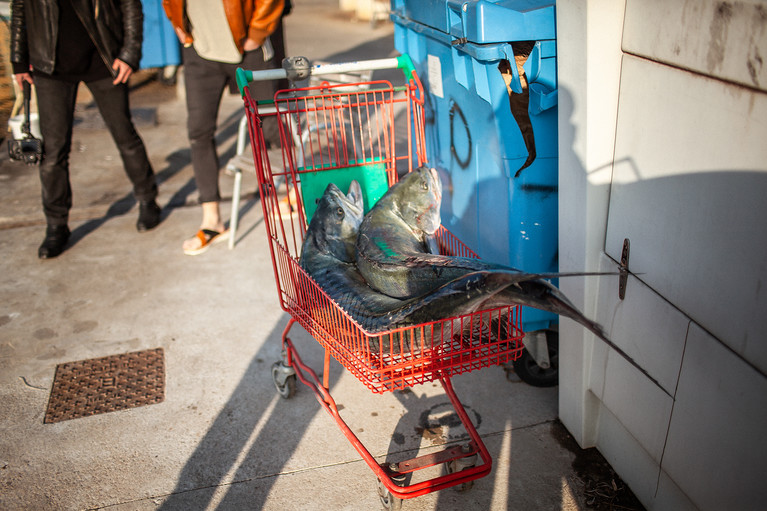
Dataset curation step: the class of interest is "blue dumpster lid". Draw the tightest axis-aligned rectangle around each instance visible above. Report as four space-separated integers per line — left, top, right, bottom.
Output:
392 0 555 43
448 0 556 43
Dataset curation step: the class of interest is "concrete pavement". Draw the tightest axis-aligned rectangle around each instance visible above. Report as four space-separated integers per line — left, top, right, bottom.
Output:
0 2 636 509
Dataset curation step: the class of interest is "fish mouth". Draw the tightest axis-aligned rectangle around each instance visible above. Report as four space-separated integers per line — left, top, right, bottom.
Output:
427 167 442 203
424 167 442 231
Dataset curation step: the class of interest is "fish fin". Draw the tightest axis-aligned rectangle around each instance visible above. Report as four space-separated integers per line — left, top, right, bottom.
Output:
425 234 440 255
347 180 363 205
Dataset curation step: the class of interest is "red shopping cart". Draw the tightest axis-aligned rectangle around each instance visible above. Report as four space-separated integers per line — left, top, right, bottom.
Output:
236 56 525 508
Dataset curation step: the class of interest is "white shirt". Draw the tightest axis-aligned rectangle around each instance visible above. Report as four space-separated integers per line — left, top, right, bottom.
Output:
186 0 242 64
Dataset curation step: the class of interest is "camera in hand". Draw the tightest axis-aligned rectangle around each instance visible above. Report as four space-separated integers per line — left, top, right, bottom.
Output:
8 136 43 165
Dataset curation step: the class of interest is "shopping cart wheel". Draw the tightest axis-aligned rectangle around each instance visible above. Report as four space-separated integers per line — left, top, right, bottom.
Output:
271 361 297 399
444 448 478 492
376 475 404 511
512 329 559 387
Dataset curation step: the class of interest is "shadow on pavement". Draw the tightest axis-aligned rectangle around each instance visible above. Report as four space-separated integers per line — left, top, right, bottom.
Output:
157 315 343 510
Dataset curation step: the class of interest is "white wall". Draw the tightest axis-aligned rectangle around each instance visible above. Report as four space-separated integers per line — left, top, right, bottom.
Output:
558 1 767 509
339 0 388 21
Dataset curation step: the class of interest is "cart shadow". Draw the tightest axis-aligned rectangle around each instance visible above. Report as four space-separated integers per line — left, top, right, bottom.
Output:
157 314 346 510
156 316 547 510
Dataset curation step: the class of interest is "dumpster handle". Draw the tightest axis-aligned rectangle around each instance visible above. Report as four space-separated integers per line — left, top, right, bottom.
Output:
236 55 419 96
449 101 472 170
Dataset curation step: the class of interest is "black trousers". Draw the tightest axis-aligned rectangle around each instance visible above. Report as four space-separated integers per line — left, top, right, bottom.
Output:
182 46 274 204
34 73 158 226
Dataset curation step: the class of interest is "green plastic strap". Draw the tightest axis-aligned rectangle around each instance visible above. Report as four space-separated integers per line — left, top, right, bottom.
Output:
236 68 253 97
396 54 417 82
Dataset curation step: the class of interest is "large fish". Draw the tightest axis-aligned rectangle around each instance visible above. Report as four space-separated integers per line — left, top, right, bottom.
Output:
300 181 521 336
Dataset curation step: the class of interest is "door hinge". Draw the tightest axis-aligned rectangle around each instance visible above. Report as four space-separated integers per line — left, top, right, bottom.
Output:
619 238 630 300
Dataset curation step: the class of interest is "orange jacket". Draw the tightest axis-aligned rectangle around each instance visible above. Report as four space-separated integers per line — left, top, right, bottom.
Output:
162 0 284 53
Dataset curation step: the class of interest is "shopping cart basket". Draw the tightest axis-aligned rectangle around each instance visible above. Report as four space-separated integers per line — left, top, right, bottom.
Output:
236 56 525 508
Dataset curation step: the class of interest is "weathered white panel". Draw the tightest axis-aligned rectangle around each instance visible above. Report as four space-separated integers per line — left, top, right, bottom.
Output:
606 55 767 373
600 350 674 464
595 405 661 508
623 0 767 91
592 254 689 395
661 323 767 510
655 471 699 511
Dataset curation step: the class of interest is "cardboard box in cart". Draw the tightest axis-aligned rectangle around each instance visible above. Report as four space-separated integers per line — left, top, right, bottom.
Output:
391 0 558 333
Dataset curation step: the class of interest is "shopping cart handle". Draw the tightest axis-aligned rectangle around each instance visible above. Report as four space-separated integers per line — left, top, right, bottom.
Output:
396 54 417 82
236 67 286 96
236 54 419 96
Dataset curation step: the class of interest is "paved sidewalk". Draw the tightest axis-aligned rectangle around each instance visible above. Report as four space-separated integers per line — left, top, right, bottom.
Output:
0 2 633 510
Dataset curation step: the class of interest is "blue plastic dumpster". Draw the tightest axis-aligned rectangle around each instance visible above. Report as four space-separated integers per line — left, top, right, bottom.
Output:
139 0 181 71
391 0 558 333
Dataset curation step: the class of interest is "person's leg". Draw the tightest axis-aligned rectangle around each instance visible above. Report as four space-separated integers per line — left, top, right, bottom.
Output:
181 47 229 252
33 74 78 257
86 76 160 230
34 74 78 227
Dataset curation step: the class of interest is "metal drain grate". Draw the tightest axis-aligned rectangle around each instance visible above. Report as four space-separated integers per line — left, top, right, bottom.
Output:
44 348 165 424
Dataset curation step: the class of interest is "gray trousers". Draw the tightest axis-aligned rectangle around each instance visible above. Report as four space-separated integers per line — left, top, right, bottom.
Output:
182 46 275 204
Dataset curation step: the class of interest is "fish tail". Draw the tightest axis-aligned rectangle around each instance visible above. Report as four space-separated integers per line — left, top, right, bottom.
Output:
544 292 609 341
503 280 609 340
541 286 669 395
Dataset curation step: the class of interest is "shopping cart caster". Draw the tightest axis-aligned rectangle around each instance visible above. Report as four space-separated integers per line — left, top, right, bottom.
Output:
377 468 407 511
444 445 478 492
272 360 297 399
512 329 559 387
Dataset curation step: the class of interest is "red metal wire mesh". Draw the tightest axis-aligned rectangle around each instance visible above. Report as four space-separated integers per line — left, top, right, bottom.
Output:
243 75 524 393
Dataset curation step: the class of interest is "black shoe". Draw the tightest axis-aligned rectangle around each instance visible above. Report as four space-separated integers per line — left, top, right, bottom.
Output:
38 225 70 259
136 200 162 232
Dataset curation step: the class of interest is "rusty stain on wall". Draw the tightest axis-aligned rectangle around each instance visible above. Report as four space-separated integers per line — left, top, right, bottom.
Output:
706 2 734 73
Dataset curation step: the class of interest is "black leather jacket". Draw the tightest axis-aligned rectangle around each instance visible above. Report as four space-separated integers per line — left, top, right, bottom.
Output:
10 0 144 76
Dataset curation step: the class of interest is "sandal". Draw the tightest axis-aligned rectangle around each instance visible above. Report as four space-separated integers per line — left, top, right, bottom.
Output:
183 229 230 256
274 186 300 218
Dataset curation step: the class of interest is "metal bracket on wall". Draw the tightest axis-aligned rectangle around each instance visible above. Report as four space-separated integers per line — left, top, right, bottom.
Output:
619 238 630 300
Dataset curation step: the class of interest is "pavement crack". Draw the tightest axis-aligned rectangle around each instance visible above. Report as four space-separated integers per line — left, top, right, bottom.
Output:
19 376 47 390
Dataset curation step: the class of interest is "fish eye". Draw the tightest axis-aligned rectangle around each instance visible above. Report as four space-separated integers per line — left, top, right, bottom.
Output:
336 207 344 218
420 179 429 190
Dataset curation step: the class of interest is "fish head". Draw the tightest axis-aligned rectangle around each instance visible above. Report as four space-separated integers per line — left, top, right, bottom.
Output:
305 181 364 262
393 166 442 235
